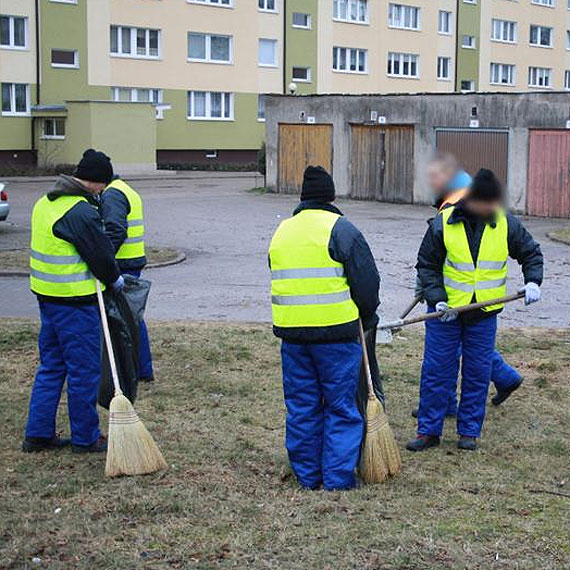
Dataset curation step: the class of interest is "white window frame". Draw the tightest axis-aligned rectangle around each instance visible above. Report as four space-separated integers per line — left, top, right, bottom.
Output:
292 66 311 82
529 25 553 48
387 52 419 78
257 94 265 122
49 0 78 4
491 19 517 44
461 35 477 49
0 15 28 50
388 4 421 31
564 70 570 90
111 87 163 104
187 91 234 121
258 38 278 67
438 11 452 35
110 25 161 59
292 12 311 29
258 0 277 13
50 49 79 69
333 0 369 25
490 63 516 86
187 32 233 64
42 118 66 140
1 83 30 116
531 0 554 6
187 0 232 7
332 46 368 74
463 0 477 4
437 56 451 81
567 30 570 50
528 66 552 88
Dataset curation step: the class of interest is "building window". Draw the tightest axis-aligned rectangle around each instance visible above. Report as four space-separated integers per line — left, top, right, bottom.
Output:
49 0 78 3
437 57 451 80
257 94 265 121
292 66 311 82
110 26 160 59
529 25 552 47
564 70 570 89
292 12 311 29
187 33 232 63
0 15 27 49
111 87 163 104
461 35 476 49
438 11 452 34
387 52 419 78
187 91 233 120
567 30 570 49
188 0 232 6
51 49 79 68
491 19 516 43
333 46 367 73
460 80 475 92
388 4 420 30
258 0 276 12
258 38 278 67
528 66 552 87
531 0 554 5
333 0 368 24
1 83 29 116
490 63 515 85
42 118 66 139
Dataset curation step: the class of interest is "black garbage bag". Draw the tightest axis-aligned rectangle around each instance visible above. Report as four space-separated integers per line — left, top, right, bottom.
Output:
356 324 385 418
98 275 151 410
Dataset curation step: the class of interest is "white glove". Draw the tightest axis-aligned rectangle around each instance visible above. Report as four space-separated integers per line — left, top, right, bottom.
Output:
436 301 458 323
519 282 541 306
112 275 125 292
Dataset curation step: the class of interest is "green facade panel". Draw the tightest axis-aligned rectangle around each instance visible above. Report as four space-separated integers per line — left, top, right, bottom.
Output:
456 1 481 91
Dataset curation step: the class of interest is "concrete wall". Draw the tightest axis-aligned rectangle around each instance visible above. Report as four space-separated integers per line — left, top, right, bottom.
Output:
265 92 570 212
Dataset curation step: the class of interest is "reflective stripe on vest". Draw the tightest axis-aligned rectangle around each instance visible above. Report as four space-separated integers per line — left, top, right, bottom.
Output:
269 209 359 329
106 179 145 260
29 195 103 297
442 206 508 311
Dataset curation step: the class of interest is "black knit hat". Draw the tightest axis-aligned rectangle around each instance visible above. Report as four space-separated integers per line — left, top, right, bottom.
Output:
74 149 114 184
301 165 335 203
469 168 502 202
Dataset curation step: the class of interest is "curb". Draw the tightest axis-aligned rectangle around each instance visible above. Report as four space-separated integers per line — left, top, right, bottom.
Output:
547 232 570 246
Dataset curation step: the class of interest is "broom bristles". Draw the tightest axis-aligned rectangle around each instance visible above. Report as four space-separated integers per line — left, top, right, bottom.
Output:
360 396 402 484
105 394 168 478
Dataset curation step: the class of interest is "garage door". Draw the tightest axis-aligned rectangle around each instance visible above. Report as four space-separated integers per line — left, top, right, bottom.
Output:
350 124 414 203
528 130 570 218
436 129 509 187
278 124 333 194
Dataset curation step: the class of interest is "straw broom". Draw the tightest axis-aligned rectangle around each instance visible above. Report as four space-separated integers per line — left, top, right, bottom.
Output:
359 320 402 483
96 281 168 477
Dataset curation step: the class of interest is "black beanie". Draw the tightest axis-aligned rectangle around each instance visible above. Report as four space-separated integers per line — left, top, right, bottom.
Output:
469 169 502 202
74 149 114 184
301 165 335 202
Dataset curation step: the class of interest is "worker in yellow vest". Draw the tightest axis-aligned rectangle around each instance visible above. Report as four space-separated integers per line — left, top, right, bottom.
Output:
407 169 543 452
23 149 123 454
269 166 380 490
101 176 154 382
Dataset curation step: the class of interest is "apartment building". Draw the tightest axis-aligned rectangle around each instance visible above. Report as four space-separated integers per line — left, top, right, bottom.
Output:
0 0 569 169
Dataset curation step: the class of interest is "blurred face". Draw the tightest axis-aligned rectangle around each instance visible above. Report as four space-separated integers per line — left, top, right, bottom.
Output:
465 199 501 219
427 162 454 197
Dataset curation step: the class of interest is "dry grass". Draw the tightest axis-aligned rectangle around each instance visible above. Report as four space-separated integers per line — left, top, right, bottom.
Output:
549 228 570 245
1 320 569 569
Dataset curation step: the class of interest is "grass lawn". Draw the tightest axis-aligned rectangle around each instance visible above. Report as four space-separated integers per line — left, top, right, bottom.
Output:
1 321 569 569
549 228 570 246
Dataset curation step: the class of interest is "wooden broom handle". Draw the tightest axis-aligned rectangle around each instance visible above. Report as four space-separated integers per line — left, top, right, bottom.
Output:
358 319 375 397
96 280 123 396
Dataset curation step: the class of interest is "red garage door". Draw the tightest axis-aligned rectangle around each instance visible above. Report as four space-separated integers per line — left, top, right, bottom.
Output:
528 130 570 218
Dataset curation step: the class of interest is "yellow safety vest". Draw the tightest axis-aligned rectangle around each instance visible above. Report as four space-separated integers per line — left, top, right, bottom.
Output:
442 206 508 312
30 195 103 297
269 209 359 328
105 179 145 260
439 188 469 212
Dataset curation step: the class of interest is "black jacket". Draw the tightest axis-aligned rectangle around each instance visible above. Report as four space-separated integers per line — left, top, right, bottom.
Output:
416 201 544 323
272 201 380 343
35 175 121 305
100 179 147 271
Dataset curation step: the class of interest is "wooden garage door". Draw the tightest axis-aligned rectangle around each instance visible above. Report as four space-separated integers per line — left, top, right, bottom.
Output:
528 130 570 218
350 125 414 203
278 124 333 194
436 129 509 187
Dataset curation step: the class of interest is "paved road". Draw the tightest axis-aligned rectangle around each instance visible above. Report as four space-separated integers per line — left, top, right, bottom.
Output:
1 174 568 327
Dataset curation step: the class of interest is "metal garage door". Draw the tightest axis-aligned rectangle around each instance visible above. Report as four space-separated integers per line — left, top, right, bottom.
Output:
436 129 509 187
278 124 333 194
528 130 570 218
350 124 414 203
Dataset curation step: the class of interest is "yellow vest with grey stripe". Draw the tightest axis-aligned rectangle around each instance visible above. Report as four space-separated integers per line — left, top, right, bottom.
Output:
106 179 145 260
269 209 359 328
442 206 508 312
30 195 104 297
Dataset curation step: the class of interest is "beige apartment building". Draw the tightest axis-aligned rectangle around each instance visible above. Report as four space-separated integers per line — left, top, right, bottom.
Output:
0 0 568 169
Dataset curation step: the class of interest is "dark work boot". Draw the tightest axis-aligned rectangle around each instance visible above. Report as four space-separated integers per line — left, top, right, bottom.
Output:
72 435 108 454
491 378 523 406
139 376 155 383
406 434 440 452
22 436 71 453
457 436 477 451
